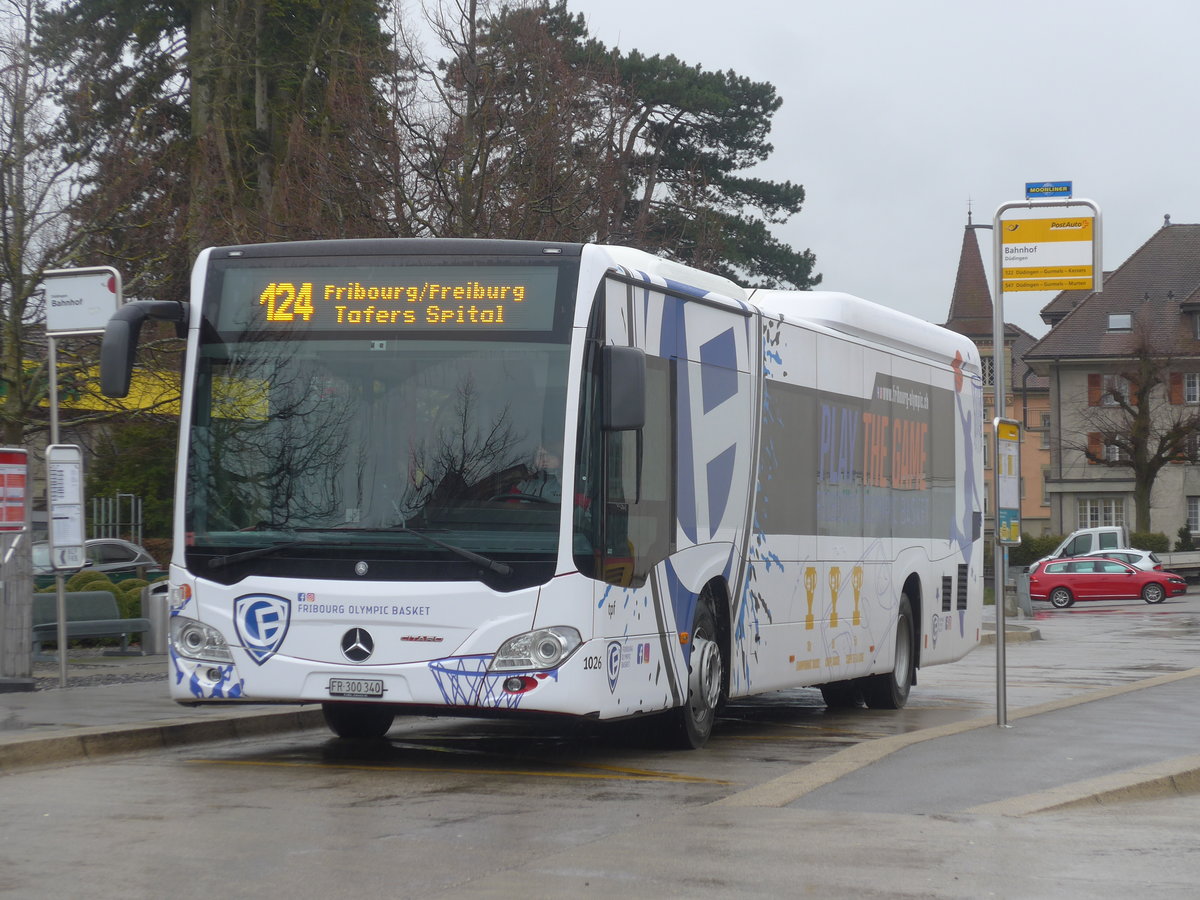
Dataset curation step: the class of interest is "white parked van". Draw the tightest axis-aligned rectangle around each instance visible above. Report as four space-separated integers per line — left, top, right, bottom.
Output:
1048 526 1129 560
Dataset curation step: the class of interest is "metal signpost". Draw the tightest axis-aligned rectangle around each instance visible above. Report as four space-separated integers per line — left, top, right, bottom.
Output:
993 418 1021 726
47 445 86 687
38 267 119 686
992 185 1102 727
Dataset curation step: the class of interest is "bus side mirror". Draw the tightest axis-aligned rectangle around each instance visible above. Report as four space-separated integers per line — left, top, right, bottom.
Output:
100 300 188 398
601 345 645 431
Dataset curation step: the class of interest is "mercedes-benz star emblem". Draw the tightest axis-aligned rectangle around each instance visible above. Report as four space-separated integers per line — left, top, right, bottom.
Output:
341 628 374 662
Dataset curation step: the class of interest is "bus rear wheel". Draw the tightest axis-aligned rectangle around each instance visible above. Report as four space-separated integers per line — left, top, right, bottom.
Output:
861 595 914 710
322 702 395 739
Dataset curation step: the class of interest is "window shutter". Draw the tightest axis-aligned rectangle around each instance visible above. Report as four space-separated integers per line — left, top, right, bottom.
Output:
1087 374 1102 406
1087 432 1102 464
1170 372 1184 405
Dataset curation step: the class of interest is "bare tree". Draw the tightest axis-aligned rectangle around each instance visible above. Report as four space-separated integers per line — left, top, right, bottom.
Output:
0 0 85 444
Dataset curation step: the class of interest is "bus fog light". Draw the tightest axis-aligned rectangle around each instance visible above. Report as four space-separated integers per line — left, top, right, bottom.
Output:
503 676 537 693
171 616 233 663
491 626 581 671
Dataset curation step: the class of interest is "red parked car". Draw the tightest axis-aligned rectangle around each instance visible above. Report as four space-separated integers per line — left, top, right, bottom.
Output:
1028 556 1187 608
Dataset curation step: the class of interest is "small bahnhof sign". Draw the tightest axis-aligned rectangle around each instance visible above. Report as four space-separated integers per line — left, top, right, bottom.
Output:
41 267 122 335
1025 181 1072 199
1001 216 1095 292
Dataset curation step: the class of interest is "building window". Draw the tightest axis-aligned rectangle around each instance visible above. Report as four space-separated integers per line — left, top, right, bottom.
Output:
1187 373 1200 404
1189 497 1200 534
980 355 995 387
1088 373 1128 407
1077 497 1125 530
1040 412 1051 449
1041 466 1050 506
1107 313 1132 332
1101 375 1126 406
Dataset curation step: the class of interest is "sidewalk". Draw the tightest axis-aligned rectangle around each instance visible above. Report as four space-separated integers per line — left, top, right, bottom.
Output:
0 652 323 771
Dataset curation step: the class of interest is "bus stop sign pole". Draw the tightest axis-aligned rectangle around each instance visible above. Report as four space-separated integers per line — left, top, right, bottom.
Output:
992 195 1102 727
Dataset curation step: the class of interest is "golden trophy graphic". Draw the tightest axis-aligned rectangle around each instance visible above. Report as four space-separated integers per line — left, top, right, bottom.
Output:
828 566 841 628
803 567 817 631
851 566 863 626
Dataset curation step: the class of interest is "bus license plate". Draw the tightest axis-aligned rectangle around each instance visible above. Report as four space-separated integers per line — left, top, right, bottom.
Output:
328 678 384 698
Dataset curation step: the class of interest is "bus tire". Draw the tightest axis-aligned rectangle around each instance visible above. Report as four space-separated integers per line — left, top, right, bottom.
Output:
321 702 395 739
660 598 723 749
819 681 860 708
861 595 914 710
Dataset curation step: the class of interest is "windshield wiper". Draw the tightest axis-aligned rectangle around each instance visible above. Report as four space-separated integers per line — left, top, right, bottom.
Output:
207 539 314 570
333 525 513 578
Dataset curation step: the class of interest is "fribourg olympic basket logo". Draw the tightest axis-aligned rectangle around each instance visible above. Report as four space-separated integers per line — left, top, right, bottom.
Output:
234 594 292 665
606 640 622 694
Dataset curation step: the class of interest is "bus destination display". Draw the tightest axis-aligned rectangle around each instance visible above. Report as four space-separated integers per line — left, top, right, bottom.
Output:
219 264 560 333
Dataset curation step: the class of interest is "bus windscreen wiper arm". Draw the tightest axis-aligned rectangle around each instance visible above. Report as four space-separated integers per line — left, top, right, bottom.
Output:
207 540 311 569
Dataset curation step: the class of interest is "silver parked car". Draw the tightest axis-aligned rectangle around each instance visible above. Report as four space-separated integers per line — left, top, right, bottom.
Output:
1077 548 1164 572
32 538 159 577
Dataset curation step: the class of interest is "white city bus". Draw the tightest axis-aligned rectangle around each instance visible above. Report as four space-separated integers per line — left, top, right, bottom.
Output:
101 239 984 748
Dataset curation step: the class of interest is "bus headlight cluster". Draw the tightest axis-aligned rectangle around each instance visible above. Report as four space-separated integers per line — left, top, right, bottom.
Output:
491 626 581 671
170 616 233 663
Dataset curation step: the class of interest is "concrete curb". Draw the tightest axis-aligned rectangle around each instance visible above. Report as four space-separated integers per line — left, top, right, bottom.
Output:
980 622 1042 644
713 667 1200 810
967 753 1200 816
0 706 324 775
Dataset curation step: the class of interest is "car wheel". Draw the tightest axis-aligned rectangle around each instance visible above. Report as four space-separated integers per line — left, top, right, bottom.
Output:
1142 583 1166 604
1049 587 1074 609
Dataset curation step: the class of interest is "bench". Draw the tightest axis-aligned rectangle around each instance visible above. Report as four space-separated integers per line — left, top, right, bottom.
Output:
31 590 152 658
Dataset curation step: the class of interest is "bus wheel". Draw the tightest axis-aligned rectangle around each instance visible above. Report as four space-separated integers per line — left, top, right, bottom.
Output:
662 600 723 749
861 595 914 710
820 681 860 708
321 702 395 739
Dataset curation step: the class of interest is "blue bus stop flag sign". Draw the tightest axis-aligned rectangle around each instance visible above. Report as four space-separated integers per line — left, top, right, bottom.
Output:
1025 181 1072 200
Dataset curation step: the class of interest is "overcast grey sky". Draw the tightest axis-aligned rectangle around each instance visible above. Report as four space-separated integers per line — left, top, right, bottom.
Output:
569 0 1193 337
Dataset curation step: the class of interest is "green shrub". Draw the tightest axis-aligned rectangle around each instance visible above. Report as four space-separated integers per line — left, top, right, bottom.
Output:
1176 525 1195 552
66 570 115 592
1008 533 1063 568
119 579 150 617
1130 531 1170 553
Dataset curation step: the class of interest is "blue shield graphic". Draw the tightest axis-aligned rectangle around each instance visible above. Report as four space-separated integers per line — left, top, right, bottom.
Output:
233 594 291 665
606 640 622 694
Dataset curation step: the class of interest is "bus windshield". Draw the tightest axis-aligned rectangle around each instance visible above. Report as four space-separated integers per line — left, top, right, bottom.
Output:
185 252 575 586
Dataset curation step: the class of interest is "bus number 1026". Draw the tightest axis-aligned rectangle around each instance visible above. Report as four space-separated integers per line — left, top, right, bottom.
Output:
259 282 315 322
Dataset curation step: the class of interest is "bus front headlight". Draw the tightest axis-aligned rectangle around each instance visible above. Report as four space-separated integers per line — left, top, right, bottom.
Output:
491 626 581 671
171 616 233 663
